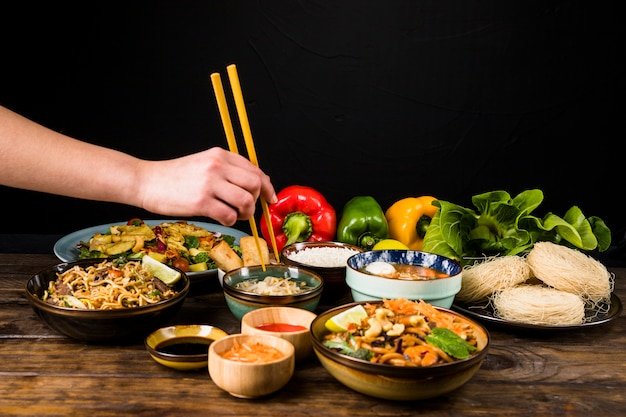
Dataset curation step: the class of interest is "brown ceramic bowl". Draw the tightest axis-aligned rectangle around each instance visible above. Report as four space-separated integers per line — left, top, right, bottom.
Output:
311 300 490 401
241 306 317 363
25 258 190 343
208 333 295 398
281 241 363 303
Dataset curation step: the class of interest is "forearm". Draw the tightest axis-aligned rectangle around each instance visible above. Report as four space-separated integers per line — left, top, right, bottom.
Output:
0 105 143 206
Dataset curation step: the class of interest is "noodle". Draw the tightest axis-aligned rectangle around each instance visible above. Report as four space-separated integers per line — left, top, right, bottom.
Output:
42 260 177 309
492 285 586 325
323 298 486 367
456 256 532 303
526 241 613 304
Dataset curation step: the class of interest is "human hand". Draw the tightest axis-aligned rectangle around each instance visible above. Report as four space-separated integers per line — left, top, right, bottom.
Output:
137 147 277 226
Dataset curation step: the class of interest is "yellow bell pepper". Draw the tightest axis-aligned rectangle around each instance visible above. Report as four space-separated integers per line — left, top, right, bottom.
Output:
385 196 438 250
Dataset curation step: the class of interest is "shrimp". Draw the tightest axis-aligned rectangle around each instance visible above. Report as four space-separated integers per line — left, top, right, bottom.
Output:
403 345 440 367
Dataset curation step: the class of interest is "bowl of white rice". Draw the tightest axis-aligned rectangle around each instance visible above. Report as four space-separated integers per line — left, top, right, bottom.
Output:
281 241 363 303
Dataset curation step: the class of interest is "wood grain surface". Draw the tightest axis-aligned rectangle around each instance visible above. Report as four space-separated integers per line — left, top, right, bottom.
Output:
0 253 624 417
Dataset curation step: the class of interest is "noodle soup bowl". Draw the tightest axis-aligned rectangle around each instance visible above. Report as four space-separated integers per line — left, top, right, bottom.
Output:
281 241 364 303
208 333 295 398
222 264 324 321
311 301 490 401
25 258 190 344
345 250 462 308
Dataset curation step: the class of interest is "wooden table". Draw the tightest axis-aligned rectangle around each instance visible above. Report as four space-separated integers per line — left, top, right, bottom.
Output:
1 253 624 416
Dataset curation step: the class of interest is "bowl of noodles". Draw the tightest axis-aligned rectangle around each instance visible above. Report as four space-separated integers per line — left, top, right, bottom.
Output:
25 258 190 343
222 264 324 321
311 298 490 401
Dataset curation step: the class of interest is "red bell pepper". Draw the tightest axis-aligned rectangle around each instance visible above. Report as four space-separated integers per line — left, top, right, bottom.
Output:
260 185 336 252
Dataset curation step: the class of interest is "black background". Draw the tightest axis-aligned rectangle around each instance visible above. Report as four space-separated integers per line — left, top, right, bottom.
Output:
1 1 624 255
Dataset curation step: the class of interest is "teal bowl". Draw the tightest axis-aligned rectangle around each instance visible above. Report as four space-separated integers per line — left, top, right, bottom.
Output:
345 250 462 308
222 265 324 320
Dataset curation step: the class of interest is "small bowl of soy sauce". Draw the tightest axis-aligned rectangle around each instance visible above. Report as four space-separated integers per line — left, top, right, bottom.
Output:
145 324 229 371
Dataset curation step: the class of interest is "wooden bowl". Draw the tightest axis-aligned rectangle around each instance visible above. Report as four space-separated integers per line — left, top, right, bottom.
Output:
241 306 317 363
208 334 295 398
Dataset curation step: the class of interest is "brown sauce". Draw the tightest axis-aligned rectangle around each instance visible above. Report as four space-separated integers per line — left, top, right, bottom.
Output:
155 337 212 356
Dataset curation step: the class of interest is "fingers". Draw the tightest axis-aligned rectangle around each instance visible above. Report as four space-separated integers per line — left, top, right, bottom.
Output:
136 147 276 225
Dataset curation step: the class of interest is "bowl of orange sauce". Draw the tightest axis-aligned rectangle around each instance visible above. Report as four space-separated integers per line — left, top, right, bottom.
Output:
208 333 295 398
241 306 317 363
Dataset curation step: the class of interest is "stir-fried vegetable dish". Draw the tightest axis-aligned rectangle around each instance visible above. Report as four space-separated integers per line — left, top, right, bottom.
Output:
77 219 239 272
323 298 483 366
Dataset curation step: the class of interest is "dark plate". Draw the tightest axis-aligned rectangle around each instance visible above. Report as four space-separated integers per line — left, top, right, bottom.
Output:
452 293 622 331
53 220 248 284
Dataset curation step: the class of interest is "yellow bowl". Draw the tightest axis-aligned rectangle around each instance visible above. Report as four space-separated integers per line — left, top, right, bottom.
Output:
145 324 229 371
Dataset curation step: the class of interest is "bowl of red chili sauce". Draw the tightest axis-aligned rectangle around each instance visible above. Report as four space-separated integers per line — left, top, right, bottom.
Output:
241 306 317 363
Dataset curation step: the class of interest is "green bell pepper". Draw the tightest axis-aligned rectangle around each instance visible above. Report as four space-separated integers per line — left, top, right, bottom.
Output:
336 196 389 250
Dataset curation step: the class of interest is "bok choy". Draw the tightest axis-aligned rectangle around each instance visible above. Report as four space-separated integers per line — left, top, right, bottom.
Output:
421 189 611 266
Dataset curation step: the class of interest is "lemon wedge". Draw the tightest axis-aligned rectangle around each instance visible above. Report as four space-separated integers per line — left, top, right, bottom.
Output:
325 304 368 333
142 254 181 285
372 239 410 250
189 262 208 272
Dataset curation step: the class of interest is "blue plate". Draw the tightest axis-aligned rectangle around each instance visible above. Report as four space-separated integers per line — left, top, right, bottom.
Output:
53 220 249 283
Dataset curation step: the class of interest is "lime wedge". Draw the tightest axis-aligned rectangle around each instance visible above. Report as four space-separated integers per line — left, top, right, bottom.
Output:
142 254 181 285
325 304 368 333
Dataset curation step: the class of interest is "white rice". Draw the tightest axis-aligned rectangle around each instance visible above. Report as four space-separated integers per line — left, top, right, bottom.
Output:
287 246 360 268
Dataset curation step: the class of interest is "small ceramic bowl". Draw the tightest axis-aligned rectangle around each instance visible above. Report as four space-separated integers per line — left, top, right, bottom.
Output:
208 333 295 398
25 258 190 343
345 250 462 308
311 301 490 400
222 264 323 320
281 241 363 303
241 306 317 363
145 325 229 371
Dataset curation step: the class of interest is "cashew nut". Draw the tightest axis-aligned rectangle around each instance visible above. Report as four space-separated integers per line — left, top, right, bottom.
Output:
375 308 394 332
386 323 405 337
364 317 382 338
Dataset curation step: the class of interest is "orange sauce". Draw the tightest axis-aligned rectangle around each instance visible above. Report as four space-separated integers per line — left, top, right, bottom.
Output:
220 340 284 363
256 323 307 332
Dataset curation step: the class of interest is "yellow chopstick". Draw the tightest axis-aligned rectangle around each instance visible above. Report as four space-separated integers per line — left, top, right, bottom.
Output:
210 72 266 271
225 64 281 263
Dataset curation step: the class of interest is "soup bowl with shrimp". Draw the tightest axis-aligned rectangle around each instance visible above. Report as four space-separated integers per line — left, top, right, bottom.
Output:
311 299 490 401
345 250 462 308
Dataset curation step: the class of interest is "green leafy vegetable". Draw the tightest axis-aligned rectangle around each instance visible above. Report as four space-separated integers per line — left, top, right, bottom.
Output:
425 327 477 360
184 235 199 249
422 189 611 266
323 335 374 361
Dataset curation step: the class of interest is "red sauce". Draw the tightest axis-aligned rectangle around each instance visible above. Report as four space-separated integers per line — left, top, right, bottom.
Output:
256 322 307 332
